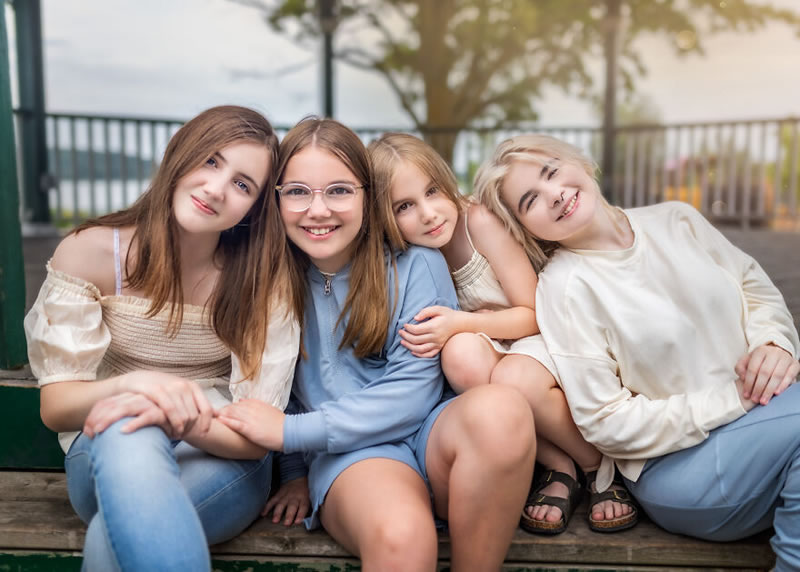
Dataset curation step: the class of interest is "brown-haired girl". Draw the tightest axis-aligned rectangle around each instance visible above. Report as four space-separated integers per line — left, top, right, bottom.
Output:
24 105 298 571
369 132 637 534
217 118 535 570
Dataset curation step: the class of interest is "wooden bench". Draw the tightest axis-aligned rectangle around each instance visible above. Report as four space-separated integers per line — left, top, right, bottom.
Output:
0 377 777 571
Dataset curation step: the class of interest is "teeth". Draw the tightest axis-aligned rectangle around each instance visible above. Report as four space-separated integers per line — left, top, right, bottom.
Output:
307 227 335 236
562 194 578 217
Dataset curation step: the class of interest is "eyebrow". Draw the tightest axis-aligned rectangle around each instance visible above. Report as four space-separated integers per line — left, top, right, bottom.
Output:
216 151 260 189
517 190 534 214
539 159 558 179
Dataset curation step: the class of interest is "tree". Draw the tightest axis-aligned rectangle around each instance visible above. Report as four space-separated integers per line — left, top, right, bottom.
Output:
232 0 800 163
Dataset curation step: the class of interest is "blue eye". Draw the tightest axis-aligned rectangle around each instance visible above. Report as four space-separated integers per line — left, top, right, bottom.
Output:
235 180 250 194
395 202 412 214
326 185 356 197
206 157 217 167
282 185 311 197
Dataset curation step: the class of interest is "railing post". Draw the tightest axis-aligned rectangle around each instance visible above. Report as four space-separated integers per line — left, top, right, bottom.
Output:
14 0 50 224
1 4 29 368
601 0 620 203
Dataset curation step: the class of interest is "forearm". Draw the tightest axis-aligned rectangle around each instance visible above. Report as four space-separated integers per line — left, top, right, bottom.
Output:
183 418 268 459
457 307 539 340
39 377 125 432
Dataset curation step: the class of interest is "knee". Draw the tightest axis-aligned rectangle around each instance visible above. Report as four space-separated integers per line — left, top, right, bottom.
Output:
490 356 555 404
441 333 494 393
364 511 437 570
457 384 535 466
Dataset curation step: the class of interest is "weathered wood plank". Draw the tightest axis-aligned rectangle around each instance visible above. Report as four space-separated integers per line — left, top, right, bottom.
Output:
0 472 776 569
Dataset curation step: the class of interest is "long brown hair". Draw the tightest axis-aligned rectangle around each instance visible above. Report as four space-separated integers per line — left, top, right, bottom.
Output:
369 132 466 251
72 105 286 380
274 117 391 357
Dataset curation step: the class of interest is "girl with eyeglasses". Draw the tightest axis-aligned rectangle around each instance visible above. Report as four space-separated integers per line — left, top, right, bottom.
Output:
368 132 638 535
217 118 535 570
24 106 299 571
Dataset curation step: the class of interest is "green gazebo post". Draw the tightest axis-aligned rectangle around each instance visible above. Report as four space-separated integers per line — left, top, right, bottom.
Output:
1 4 28 369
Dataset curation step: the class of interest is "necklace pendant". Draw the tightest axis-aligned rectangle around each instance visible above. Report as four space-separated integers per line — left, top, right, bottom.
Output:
324 276 332 296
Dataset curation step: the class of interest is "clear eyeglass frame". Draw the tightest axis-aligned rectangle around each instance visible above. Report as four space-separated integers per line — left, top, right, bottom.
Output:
276 182 363 212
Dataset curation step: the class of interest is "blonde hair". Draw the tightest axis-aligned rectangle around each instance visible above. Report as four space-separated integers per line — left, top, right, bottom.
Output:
273 117 392 358
473 134 605 272
72 105 285 381
368 133 466 251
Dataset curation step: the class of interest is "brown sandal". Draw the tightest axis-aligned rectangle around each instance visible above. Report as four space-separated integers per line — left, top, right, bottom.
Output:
585 470 639 533
520 468 584 535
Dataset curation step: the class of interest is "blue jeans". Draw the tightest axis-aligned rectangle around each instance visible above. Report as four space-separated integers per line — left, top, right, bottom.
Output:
624 382 800 572
65 418 272 572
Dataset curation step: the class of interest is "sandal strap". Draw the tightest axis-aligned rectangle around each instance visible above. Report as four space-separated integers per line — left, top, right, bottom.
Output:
525 469 584 516
585 470 637 509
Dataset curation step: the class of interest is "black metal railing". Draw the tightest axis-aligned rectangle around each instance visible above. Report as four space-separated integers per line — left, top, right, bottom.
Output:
13 111 800 230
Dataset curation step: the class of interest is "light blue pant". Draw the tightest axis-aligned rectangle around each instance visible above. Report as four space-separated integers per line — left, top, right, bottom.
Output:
624 382 800 572
65 418 273 572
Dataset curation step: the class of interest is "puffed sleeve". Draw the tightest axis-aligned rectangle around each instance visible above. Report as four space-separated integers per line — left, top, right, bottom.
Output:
229 302 300 410
23 264 111 385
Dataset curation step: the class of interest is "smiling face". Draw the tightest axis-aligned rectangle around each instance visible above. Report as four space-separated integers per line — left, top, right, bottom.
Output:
390 160 459 249
278 145 365 273
500 156 602 245
172 140 270 236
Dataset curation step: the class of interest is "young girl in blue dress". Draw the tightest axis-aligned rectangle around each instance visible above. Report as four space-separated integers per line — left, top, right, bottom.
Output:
218 118 535 570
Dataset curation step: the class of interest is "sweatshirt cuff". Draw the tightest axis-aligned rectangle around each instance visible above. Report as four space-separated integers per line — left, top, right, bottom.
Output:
700 381 747 434
283 410 327 453
748 332 798 361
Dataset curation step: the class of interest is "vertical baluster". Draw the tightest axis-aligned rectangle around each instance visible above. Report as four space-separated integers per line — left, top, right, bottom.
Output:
120 120 129 205
788 120 799 219
69 117 79 225
741 122 753 229
87 118 96 216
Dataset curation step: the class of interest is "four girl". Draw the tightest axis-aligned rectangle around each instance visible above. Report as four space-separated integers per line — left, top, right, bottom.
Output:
25 106 800 570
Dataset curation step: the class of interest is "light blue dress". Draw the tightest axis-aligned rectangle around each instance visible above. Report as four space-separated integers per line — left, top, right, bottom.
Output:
281 246 458 528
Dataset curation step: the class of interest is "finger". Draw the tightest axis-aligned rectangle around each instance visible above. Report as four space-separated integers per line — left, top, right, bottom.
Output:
400 339 431 354
121 407 168 434
271 499 287 523
774 361 800 396
413 305 442 322
296 500 310 524
750 357 777 404
263 494 281 517
416 347 442 358
189 382 213 436
400 321 436 337
284 501 299 526
735 353 750 380
743 350 767 398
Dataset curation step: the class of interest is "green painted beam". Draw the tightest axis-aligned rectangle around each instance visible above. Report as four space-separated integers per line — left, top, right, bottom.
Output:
13 0 50 223
0 385 63 469
0 3 29 369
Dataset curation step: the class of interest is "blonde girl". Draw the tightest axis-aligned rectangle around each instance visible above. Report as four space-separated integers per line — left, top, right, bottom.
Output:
217 118 535 571
475 133 800 570
369 132 637 534
24 106 298 571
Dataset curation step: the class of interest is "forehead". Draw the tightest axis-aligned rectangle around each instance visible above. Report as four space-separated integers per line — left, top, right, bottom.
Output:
283 146 359 186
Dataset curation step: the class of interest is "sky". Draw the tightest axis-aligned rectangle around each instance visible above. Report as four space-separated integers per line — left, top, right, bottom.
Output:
6 0 800 129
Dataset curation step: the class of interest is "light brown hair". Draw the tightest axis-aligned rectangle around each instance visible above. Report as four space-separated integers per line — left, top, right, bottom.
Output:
274 117 391 357
368 132 466 250
473 134 603 272
72 105 285 380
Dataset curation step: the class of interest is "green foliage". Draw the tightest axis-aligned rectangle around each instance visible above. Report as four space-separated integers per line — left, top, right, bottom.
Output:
234 0 800 161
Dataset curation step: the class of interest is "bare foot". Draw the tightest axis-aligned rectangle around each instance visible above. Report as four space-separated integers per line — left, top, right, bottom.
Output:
525 460 577 524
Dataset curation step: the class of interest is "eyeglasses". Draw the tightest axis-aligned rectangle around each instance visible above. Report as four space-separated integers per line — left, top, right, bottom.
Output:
276 183 363 212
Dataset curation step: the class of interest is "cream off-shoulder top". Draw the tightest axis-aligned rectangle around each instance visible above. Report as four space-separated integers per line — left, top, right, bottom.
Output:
24 258 300 453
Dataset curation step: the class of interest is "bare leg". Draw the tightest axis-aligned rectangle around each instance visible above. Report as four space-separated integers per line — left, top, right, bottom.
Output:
491 355 632 523
441 332 502 393
319 459 437 572
425 384 535 571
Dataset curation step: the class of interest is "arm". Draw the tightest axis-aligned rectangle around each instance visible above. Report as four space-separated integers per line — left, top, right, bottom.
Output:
399 205 539 355
221 249 457 455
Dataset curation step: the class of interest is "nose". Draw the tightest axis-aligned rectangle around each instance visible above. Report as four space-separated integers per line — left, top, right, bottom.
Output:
419 201 436 223
306 191 331 217
551 190 565 208
203 172 226 201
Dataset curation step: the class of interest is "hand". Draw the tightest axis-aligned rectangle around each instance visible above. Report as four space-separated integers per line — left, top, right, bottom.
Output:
120 371 213 439
216 399 285 451
263 476 310 526
398 305 462 358
83 392 169 438
735 344 800 406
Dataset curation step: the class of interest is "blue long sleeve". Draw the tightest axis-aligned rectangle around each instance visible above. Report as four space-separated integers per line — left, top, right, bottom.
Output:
283 247 457 455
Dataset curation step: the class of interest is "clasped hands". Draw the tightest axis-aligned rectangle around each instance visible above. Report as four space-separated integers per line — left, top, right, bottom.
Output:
82 371 284 451
735 343 800 409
